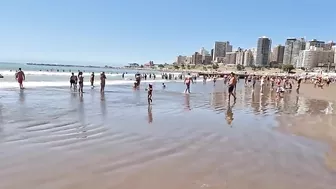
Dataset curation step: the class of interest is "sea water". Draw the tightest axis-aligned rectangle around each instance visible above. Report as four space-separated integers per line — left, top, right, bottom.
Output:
0 62 182 88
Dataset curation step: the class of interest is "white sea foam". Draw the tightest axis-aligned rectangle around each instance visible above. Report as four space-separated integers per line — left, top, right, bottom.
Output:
0 70 136 77
0 79 183 89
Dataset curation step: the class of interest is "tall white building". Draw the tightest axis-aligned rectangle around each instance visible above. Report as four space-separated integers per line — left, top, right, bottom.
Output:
256 36 272 66
250 48 257 66
283 38 306 66
243 49 253 66
235 48 244 65
213 41 232 61
297 47 334 69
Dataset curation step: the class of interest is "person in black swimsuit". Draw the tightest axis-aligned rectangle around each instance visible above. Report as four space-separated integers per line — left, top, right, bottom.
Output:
70 72 76 89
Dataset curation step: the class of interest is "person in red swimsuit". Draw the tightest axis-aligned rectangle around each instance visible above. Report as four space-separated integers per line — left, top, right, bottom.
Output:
15 68 25 89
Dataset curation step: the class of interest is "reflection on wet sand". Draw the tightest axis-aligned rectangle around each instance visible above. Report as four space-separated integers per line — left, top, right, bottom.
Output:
184 94 191 110
226 102 234 126
0 83 336 188
148 105 153 123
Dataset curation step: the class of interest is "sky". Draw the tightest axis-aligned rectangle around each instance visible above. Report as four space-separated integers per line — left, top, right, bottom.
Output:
0 0 335 66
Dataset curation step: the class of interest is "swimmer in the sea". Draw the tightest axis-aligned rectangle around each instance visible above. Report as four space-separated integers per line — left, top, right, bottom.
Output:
162 83 166 89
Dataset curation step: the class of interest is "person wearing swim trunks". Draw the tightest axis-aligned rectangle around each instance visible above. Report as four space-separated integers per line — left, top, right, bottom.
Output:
100 72 106 93
15 68 25 89
70 72 76 89
184 73 193 93
228 72 237 102
78 71 84 94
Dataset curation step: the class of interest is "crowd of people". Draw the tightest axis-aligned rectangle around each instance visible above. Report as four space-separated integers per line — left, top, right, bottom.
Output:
12 68 334 106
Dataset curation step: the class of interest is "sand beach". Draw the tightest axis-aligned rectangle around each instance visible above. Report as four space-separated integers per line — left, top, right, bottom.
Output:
0 76 336 189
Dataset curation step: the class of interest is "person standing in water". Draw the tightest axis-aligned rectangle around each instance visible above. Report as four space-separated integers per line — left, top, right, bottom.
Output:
70 72 76 89
90 72 95 88
184 73 193 93
15 68 25 89
228 72 237 102
100 72 106 93
78 72 84 94
147 84 153 104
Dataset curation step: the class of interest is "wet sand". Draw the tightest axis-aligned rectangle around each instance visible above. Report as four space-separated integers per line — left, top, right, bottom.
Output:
0 81 336 189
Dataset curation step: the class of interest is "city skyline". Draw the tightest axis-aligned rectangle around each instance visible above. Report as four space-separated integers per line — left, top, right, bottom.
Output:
0 0 335 66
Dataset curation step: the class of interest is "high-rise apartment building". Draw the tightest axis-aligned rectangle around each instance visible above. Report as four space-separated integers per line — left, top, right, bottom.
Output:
306 39 325 49
256 36 272 66
225 52 236 65
243 49 253 66
213 41 232 61
250 48 257 66
203 55 212 65
271 45 285 64
283 38 306 66
176 55 187 65
297 47 334 69
235 48 244 65
191 52 202 65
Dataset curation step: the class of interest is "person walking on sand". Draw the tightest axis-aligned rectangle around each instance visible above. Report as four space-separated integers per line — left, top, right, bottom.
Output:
184 73 193 93
15 68 25 89
100 72 106 93
228 72 237 102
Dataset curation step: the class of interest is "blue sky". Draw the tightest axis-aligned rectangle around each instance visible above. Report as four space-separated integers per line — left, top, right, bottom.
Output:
0 0 335 66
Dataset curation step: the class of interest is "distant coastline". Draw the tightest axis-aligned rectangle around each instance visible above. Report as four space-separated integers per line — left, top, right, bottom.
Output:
26 63 122 69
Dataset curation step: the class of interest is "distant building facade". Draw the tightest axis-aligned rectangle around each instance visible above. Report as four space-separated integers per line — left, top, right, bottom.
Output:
176 55 187 65
283 38 305 66
256 36 272 66
324 41 336 50
191 52 203 65
225 52 236 65
297 47 334 69
271 45 285 64
235 48 244 65
213 41 232 61
243 49 253 66
306 39 325 49
203 55 212 65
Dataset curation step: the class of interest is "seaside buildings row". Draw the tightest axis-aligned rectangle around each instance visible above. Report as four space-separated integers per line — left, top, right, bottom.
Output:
176 37 336 70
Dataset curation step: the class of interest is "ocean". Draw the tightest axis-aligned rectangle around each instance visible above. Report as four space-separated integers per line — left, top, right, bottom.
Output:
0 62 336 189
0 62 170 88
